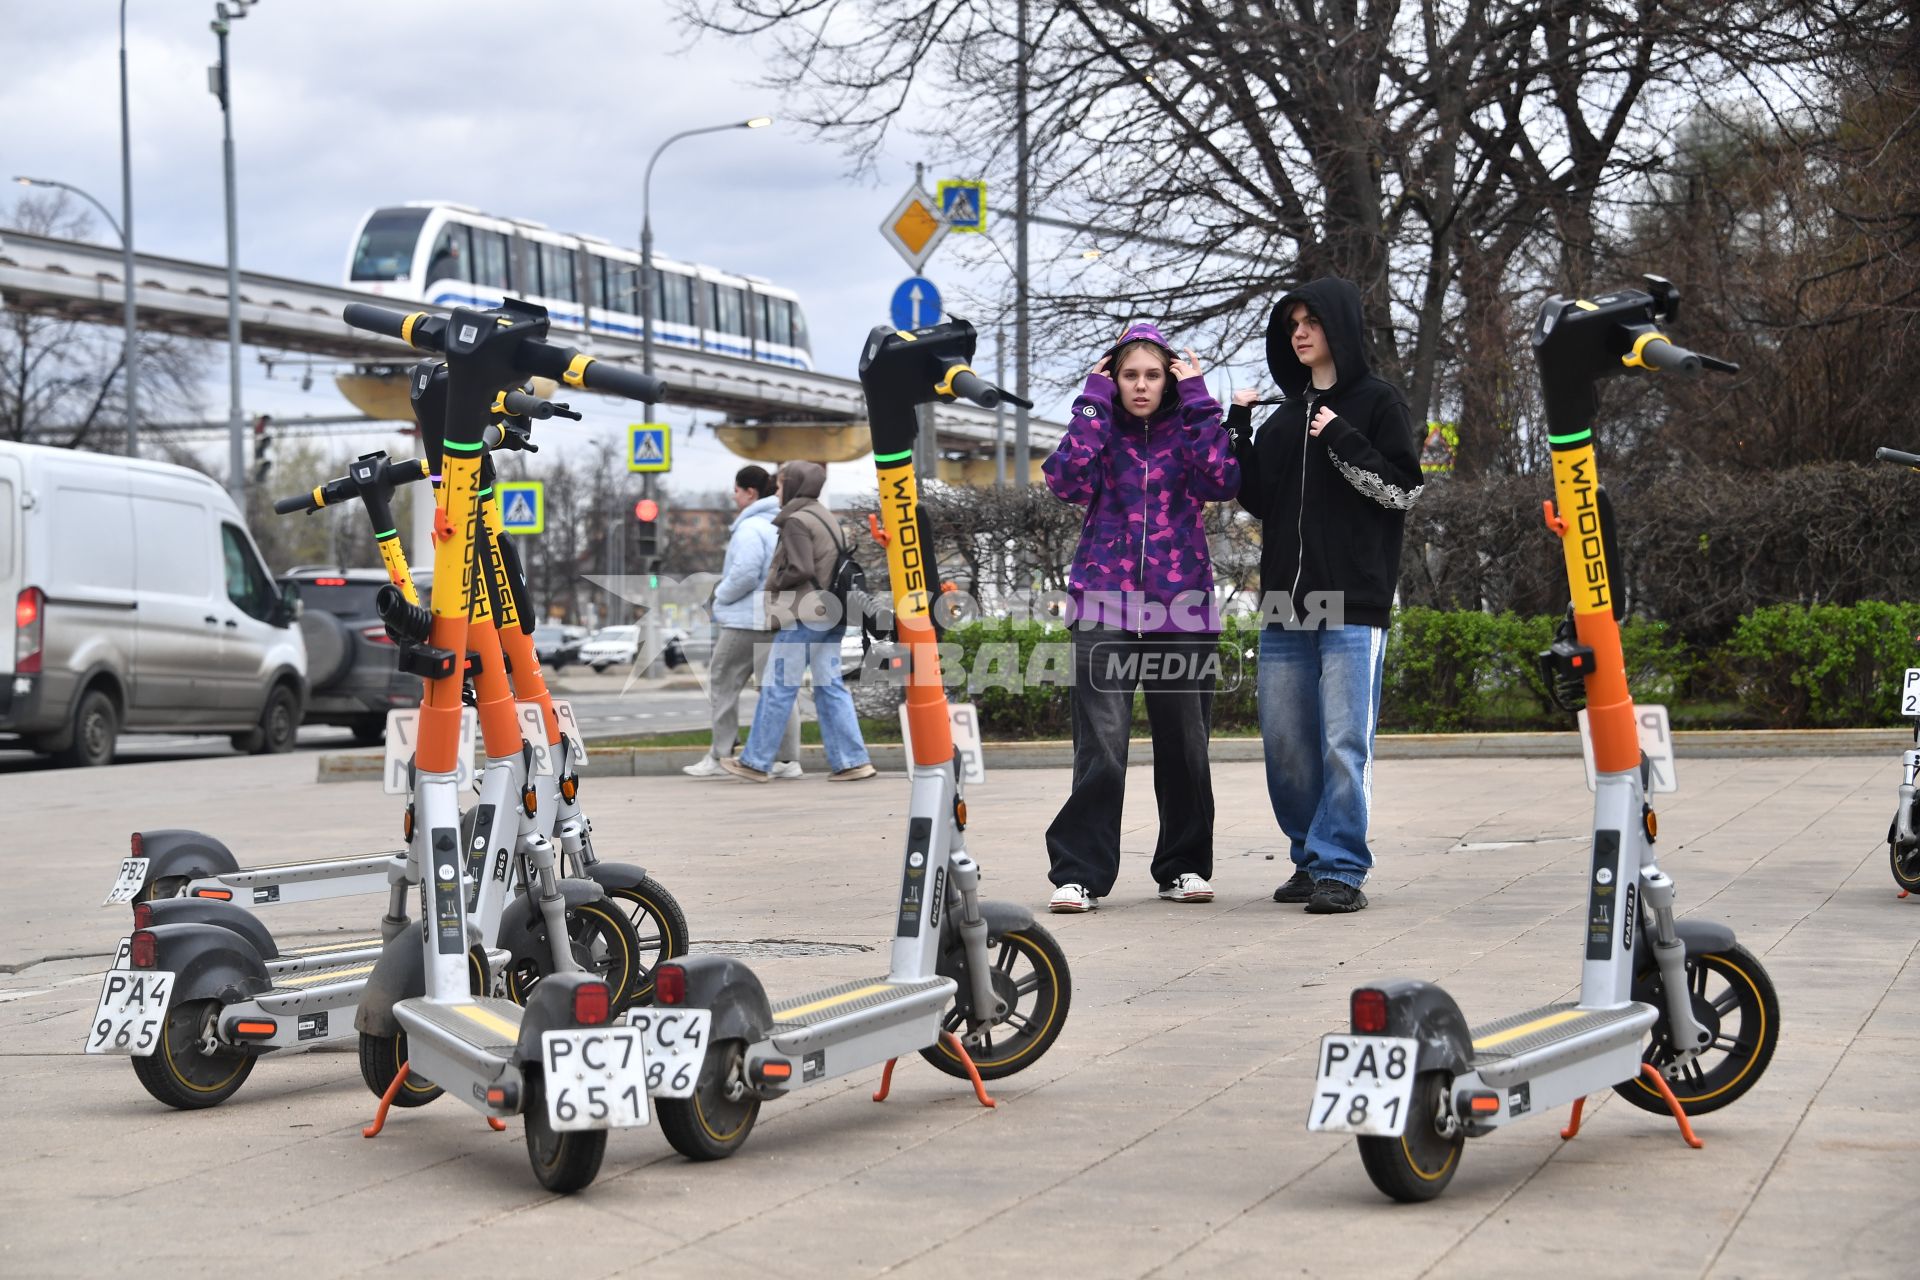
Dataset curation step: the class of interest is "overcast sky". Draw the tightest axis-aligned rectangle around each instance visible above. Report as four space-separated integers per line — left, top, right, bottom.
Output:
1 0 1127 502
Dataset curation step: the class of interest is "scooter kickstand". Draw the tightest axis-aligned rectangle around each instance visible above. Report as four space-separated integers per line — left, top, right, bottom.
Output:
1640 1063 1704 1148
363 1061 509 1136
363 1063 412 1138
1558 1066 1703 1149
870 1034 998 1109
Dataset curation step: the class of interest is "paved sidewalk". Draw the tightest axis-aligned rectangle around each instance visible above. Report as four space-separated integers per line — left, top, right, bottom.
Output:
0 749 1915 1278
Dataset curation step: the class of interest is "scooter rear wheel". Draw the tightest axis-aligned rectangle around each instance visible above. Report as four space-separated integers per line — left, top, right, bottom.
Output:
921 923 1071 1081
605 877 690 1006
357 1030 443 1108
130 999 255 1110
656 1037 758 1161
1356 1071 1463 1203
522 1073 608 1193
1616 942 1779 1116
1891 840 1920 894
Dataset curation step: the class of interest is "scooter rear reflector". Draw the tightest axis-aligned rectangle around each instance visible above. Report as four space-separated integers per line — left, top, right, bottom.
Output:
1351 988 1389 1034
228 1019 278 1040
751 1059 792 1084
1462 1090 1502 1115
132 903 153 930
655 964 687 1006
130 930 158 969
194 889 234 901
573 982 611 1026
130 831 144 857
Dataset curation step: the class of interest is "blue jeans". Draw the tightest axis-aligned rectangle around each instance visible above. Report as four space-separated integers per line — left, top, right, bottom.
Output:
1257 625 1387 887
741 623 870 774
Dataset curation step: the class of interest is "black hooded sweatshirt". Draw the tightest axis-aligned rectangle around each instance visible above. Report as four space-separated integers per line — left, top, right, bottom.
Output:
1228 278 1423 630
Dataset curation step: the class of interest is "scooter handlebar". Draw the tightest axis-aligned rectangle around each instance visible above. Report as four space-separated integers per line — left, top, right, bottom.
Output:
342 302 444 350
938 361 1034 410
273 491 319 515
1876 447 1920 468
516 347 666 404
272 457 430 515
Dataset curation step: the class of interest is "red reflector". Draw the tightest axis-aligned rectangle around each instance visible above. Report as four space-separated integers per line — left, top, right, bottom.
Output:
194 889 233 901
655 964 686 1006
486 1087 507 1105
130 930 158 969
1468 1093 1502 1114
132 902 153 929
313 577 348 586
233 1020 277 1038
573 982 610 1026
1351 988 1389 1034
130 831 144 857
756 1060 792 1081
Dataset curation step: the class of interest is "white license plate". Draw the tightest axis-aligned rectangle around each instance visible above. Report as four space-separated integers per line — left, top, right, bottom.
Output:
85 967 175 1056
1306 1034 1418 1137
624 1008 712 1098
102 857 150 906
540 1027 652 1131
1903 669 1920 716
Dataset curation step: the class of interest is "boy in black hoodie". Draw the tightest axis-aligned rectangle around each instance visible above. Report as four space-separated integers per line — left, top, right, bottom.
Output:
1227 278 1423 913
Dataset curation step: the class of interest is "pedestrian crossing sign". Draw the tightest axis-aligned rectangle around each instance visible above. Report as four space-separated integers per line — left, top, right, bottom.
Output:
628 423 672 473
497 481 545 535
937 179 987 234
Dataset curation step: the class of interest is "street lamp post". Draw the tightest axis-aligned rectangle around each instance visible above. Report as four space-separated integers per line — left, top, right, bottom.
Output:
118 0 138 458
13 176 136 453
635 114 770 670
209 0 256 499
1014 0 1031 487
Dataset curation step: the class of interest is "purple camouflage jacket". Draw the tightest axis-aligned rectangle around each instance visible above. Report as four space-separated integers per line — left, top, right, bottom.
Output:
1043 322 1240 633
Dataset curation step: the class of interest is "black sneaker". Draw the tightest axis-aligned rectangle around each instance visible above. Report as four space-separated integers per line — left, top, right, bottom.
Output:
1305 880 1368 914
1272 868 1316 903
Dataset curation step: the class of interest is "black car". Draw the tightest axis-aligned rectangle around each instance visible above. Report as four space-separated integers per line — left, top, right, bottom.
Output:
280 567 423 744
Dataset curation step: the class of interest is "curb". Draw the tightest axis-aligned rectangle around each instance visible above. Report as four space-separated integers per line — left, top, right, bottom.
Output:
314 726 1910 783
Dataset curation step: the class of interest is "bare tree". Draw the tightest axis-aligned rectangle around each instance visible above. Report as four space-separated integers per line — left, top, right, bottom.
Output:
0 191 208 449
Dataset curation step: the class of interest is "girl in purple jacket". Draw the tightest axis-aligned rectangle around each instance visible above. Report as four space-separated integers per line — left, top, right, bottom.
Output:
1040 322 1240 913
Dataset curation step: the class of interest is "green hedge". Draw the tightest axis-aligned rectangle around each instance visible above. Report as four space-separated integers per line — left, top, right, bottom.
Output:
937 601 1916 737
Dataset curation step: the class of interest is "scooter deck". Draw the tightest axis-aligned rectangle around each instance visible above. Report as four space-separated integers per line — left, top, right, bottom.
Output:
1468 1000 1655 1090
770 975 953 1031
188 853 395 907
269 936 383 974
766 974 956 1077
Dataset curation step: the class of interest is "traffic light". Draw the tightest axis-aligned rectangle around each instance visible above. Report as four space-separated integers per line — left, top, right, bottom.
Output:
251 413 272 481
634 496 666 569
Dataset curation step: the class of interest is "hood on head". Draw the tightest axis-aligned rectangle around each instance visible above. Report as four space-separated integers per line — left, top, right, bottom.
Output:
1265 277 1370 398
778 460 827 504
1099 320 1179 421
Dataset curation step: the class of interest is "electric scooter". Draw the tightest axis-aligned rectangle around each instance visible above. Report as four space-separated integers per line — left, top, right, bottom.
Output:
97 440 654 1113
134 296 665 1191
644 318 1072 1161
1308 275 1781 1202
1871 445 1920 897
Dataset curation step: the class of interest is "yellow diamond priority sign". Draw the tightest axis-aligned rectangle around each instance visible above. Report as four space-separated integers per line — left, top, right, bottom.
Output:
880 184 950 272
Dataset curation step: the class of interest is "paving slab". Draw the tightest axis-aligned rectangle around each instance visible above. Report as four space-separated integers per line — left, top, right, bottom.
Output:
0 746 1916 1278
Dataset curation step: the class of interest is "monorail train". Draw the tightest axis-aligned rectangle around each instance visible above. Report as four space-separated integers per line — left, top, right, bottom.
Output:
344 202 813 370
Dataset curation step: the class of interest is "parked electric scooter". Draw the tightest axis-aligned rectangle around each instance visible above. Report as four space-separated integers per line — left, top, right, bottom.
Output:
644 318 1072 1162
1307 275 1781 1202
1871 445 1920 897
96 441 655 1113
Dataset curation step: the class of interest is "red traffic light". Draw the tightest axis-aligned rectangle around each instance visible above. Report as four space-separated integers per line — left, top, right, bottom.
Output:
634 498 659 522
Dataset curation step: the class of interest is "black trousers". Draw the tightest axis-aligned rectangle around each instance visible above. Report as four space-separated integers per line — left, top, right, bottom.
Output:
1045 628 1217 895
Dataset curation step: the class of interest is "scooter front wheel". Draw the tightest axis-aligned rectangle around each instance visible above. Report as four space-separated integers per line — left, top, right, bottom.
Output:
1616 942 1779 1116
605 877 690 1006
1356 1071 1463 1203
656 1037 758 1161
1891 840 1920 894
507 898 642 1011
522 1073 608 1193
129 999 256 1110
921 923 1071 1081
357 1031 443 1108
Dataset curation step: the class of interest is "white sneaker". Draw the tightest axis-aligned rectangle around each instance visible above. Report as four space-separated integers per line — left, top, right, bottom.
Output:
1049 884 1098 913
1158 873 1215 903
682 755 724 778
771 760 804 779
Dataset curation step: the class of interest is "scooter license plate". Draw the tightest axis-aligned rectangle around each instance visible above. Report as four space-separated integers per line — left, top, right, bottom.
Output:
540 1028 652 1131
623 1008 712 1098
102 857 150 906
1306 1034 1419 1137
85 967 174 1056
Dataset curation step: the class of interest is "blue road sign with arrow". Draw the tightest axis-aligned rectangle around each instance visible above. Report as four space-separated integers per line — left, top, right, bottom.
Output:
890 277 942 331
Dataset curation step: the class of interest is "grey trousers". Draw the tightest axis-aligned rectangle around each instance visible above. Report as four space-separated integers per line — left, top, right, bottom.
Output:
705 625 801 763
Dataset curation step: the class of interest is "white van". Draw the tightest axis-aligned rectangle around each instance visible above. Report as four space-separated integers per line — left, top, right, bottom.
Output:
0 442 306 765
